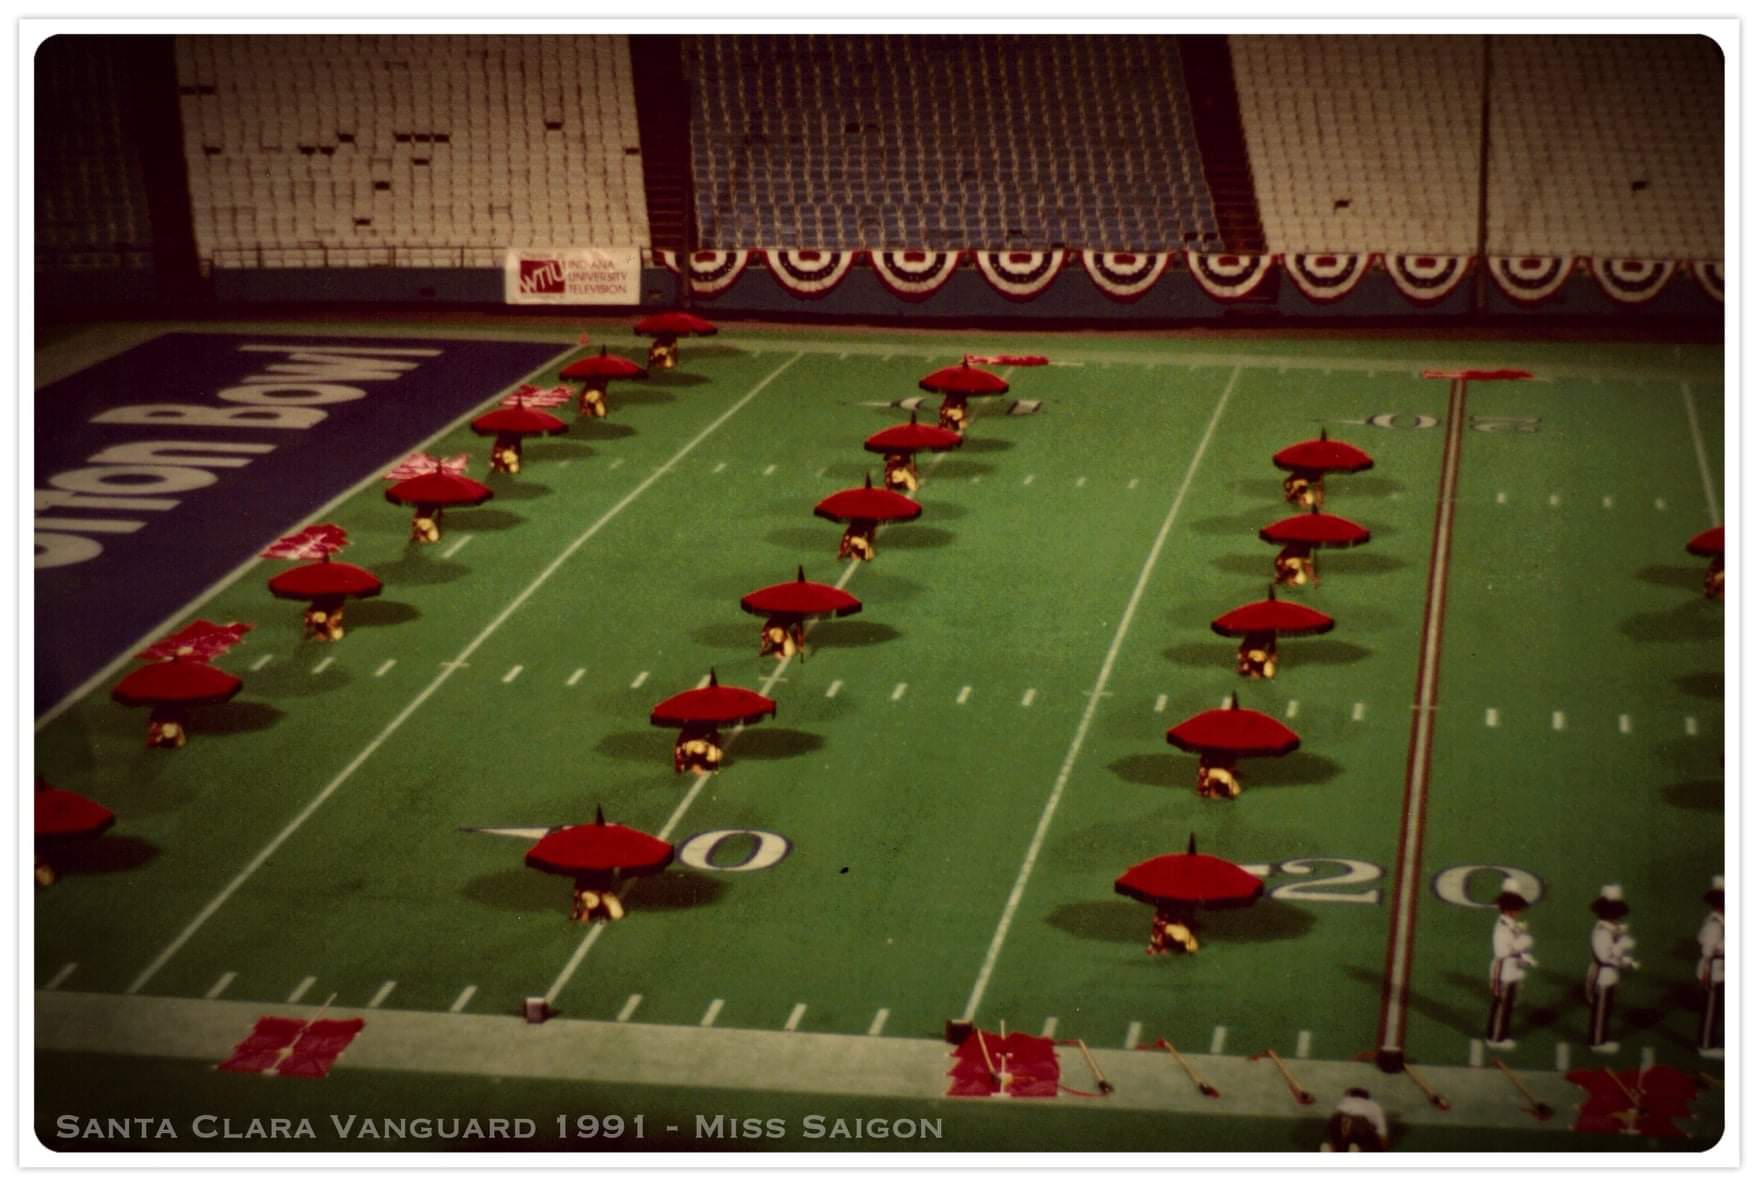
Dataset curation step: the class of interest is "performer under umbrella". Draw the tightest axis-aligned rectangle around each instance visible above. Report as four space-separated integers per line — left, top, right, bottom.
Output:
262 524 381 643
633 311 717 371
470 397 569 475
34 781 115 887
560 343 648 418
1272 429 1374 512
918 358 1010 435
1114 833 1265 955
384 453 493 544
740 566 863 662
1165 693 1301 799
111 620 251 748
524 806 674 923
814 476 922 563
1211 587 1335 680
1260 507 1372 589
865 412 963 494
649 670 777 775
1687 526 1724 601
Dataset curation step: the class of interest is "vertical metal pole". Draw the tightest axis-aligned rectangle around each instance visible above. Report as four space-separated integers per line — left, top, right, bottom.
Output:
1474 35 1494 317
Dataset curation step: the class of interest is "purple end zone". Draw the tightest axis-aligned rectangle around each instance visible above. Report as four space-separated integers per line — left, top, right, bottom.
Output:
34 332 565 716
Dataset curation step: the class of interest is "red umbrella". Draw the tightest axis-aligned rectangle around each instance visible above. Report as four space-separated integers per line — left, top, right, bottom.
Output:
384 470 494 509
560 346 649 383
740 566 863 619
1166 694 1301 758
813 476 924 524
469 404 569 438
1259 508 1371 548
35 783 115 843
1687 526 1725 557
268 561 382 603
1273 429 1374 475
1210 587 1335 638
649 670 777 728
1115 834 1265 910
864 413 964 456
111 654 243 708
634 311 718 338
919 360 1010 397
524 806 674 879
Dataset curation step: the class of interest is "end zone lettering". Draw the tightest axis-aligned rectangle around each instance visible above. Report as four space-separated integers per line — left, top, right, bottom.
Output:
35 344 440 570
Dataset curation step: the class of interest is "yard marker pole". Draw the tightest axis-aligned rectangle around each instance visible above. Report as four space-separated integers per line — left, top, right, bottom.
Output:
1373 374 1469 1071
960 369 1238 1023
127 353 804 995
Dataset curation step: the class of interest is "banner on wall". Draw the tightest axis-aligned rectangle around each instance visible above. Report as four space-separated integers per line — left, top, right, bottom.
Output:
504 247 643 305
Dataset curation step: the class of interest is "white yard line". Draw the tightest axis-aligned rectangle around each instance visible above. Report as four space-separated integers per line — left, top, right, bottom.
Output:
440 533 474 559
1556 1043 1571 1072
867 1009 891 1037
1127 478 1139 490
784 1003 807 1032
33 347 583 731
1552 710 1567 731
1468 1039 1485 1068
1602 495 1614 509
374 659 396 678
1210 1026 1228 1055
566 667 585 686
123 353 804 995
1352 702 1366 722
825 679 843 698
616 994 643 1023
1074 477 1087 488
1686 716 1700 737
1655 497 1668 511
1548 493 1561 508
1619 714 1632 735
608 457 625 470
961 367 1239 1022
1154 693 1167 714
1124 1021 1143 1051
367 981 397 1009
1296 1030 1312 1059
1041 1017 1059 1038
890 682 909 702
44 963 78 991
1682 383 1721 524
287 976 316 1005
311 656 334 675
762 463 777 476
700 999 725 1027
204 971 236 1000
629 670 650 689
501 665 523 684
1285 700 1299 719
449 985 478 1013
1020 688 1037 707
1485 707 1500 728
957 685 972 705
250 654 275 671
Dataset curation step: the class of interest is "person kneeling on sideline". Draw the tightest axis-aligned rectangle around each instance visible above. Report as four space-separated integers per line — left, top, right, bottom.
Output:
1322 1088 1388 1152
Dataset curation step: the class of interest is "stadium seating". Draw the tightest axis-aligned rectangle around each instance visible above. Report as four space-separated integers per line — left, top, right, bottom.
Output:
176 34 650 268
1487 35 1721 259
36 36 157 271
682 33 1226 251
1231 35 1484 255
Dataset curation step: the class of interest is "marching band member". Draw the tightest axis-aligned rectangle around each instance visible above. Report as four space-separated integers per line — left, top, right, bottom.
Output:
1584 885 1639 1053
1488 878 1537 1049
1697 876 1725 1057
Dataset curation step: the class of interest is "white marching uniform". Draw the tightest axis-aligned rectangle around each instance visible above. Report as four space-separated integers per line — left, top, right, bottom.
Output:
1322 1094 1389 1152
1488 913 1535 1044
1698 908 1725 1052
1585 918 1638 1048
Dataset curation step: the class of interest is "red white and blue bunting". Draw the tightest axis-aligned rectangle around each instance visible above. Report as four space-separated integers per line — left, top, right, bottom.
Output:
870 250 963 301
1487 256 1574 305
1588 258 1677 304
973 250 1067 301
1384 254 1472 304
684 250 752 297
764 249 857 297
1080 251 1173 302
652 249 681 274
1283 252 1373 303
1691 260 1724 303
1186 251 1275 301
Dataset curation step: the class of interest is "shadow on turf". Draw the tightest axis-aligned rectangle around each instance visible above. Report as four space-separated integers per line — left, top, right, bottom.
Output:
340 599 421 630
1346 966 1480 1035
463 867 727 914
604 387 678 406
483 480 555 502
1619 601 1722 644
1661 779 1723 813
882 525 955 551
1672 671 1723 700
450 509 526 533
39 834 160 879
811 619 901 649
570 419 638 440
644 372 713 389
1212 552 1406 580
925 459 995 480
1107 751 1342 790
242 657 352 698
372 554 470 586
1636 563 1706 593
1161 639 1372 669
729 727 825 761
1046 897 1314 944
193 700 284 734
958 434 1013 454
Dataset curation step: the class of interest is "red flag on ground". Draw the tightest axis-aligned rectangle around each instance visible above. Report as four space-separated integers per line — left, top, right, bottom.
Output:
1565 1066 1699 1138
274 1019 367 1078
217 1016 365 1078
1421 368 1533 381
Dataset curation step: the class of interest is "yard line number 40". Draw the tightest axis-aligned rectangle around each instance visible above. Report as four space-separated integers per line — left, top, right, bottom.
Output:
677 832 1544 910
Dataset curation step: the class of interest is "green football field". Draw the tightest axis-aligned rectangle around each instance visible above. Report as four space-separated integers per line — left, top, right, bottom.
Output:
31 318 1727 1155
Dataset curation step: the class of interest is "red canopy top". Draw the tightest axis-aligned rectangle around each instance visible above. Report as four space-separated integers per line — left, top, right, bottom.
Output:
267 560 383 602
1210 587 1336 638
919 360 1010 397
384 471 495 508
813 476 924 524
1114 834 1265 909
35 783 115 841
1259 508 1372 548
138 619 251 662
1166 695 1301 757
470 404 569 437
524 807 675 878
1272 430 1374 475
864 413 965 456
634 311 718 337
111 655 243 708
740 566 864 619
1687 526 1725 557
560 346 650 381
649 670 778 728
261 523 350 561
